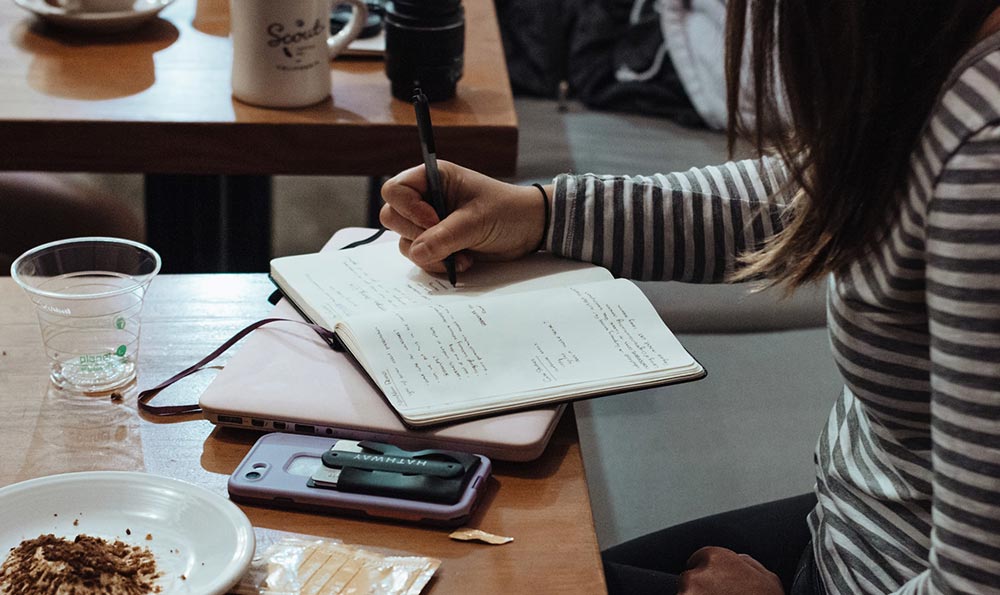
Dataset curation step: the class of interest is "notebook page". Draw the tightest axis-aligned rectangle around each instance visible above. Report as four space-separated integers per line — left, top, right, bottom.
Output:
336 278 700 424
270 242 613 329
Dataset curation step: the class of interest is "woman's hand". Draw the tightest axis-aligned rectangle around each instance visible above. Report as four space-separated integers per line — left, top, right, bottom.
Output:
679 547 785 595
379 161 547 274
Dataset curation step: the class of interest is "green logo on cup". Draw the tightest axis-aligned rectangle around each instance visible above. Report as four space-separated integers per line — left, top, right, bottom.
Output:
115 345 127 357
115 317 126 330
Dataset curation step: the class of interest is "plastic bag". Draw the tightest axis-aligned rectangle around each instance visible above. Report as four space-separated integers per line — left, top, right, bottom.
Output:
232 534 440 595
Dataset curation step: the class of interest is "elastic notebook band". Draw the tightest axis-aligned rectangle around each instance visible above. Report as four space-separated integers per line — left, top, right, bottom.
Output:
137 318 337 416
532 183 550 251
339 227 386 250
136 231 385 417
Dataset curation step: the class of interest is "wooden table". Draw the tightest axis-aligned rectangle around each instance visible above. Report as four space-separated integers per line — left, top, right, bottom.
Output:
0 0 519 272
0 275 606 594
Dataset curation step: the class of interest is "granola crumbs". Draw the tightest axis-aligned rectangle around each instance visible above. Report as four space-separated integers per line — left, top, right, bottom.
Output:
0 534 161 595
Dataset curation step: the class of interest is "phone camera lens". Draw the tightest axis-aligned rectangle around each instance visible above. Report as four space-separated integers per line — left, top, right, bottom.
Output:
245 471 262 480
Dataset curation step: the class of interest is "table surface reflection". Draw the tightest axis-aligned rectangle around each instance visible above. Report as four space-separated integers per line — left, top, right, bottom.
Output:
0 0 518 176
0 274 606 594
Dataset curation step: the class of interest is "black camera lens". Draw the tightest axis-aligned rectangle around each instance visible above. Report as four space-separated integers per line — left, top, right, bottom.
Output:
384 0 464 101
245 471 262 480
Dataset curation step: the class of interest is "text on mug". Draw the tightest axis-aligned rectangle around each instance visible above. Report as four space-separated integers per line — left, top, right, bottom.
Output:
267 19 325 48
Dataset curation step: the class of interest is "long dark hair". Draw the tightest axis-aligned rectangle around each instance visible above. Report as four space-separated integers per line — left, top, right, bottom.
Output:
726 1 998 288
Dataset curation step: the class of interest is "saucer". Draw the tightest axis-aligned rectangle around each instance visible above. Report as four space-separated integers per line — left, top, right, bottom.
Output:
14 0 176 33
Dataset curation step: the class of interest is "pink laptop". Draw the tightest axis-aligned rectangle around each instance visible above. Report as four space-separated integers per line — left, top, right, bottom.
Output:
198 229 564 462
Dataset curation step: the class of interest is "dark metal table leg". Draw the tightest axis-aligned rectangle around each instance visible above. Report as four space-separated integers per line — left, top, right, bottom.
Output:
222 175 272 272
144 174 272 273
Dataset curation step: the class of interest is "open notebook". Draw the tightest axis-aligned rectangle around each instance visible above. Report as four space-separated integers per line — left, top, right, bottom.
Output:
198 229 566 462
268 231 705 428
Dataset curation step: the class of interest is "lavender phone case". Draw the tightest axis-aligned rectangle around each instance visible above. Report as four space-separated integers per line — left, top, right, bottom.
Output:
228 432 491 526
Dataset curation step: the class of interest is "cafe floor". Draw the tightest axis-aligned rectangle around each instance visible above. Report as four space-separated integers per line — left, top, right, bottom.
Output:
88 97 841 551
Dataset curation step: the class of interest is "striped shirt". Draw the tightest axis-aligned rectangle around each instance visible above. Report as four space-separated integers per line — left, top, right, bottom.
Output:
544 33 1000 595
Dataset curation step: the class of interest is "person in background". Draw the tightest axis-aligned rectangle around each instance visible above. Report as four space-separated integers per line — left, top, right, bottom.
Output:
496 0 776 130
0 173 142 272
380 1 1000 594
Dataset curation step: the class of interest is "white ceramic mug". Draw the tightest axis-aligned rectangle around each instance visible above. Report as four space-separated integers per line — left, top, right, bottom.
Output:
58 0 136 13
231 0 368 108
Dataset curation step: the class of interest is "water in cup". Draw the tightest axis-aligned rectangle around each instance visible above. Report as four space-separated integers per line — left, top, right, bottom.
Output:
11 237 161 393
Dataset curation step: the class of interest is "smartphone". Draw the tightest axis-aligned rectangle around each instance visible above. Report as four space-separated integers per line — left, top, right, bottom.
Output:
228 433 491 527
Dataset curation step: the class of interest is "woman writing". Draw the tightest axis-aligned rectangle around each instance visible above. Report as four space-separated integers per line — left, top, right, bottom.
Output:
380 2 1000 593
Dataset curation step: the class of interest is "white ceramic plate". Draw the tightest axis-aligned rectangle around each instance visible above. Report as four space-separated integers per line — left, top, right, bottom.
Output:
0 471 255 595
14 0 175 33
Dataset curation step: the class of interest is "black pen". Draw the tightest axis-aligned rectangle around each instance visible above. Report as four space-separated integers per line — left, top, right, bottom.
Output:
412 89 458 287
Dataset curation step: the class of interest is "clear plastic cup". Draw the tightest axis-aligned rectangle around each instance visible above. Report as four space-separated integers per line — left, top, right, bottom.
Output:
11 237 161 393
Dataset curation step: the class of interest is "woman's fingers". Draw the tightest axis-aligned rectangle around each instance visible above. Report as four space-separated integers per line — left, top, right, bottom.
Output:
381 166 442 230
738 554 769 574
409 208 482 267
379 203 428 241
398 237 474 275
382 160 545 272
398 238 442 273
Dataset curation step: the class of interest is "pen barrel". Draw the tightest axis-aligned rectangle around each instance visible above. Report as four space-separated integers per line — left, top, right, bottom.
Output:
423 157 448 219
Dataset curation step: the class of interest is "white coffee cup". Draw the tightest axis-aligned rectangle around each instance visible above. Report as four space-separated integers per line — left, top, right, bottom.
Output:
57 0 136 13
230 0 368 108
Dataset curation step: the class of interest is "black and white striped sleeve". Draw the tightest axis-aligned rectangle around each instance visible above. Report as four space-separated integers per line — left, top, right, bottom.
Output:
917 124 1000 595
543 156 792 282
